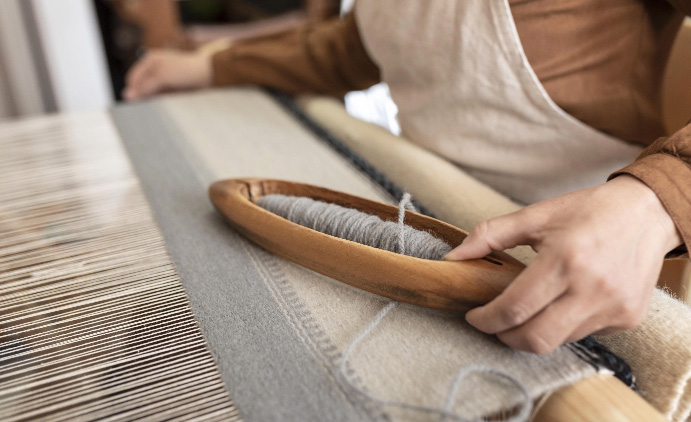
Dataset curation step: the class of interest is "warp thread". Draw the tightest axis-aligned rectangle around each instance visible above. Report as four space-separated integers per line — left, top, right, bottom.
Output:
257 193 532 421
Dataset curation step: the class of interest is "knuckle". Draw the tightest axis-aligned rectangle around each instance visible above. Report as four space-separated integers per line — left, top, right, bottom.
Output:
561 248 590 274
472 219 503 250
593 276 619 297
470 220 490 238
499 304 529 327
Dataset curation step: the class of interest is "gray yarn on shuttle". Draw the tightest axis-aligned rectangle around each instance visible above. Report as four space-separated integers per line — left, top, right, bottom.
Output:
257 194 453 261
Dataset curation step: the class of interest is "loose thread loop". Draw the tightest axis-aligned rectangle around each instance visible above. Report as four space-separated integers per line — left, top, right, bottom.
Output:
336 194 532 422
338 303 532 422
257 192 532 420
397 192 415 255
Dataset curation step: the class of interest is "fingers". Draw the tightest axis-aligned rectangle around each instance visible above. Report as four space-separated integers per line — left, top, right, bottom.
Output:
444 209 540 261
465 254 568 334
479 264 653 354
124 53 163 101
450 182 665 355
123 50 212 101
496 293 595 354
124 57 152 100
497 290 647 354
133 72 166 99
125 54 152 90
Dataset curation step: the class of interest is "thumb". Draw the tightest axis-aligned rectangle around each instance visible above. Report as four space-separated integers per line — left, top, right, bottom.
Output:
444 212 534 261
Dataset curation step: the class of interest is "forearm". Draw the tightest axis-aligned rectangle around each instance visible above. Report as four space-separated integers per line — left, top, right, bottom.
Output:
212 13 381 97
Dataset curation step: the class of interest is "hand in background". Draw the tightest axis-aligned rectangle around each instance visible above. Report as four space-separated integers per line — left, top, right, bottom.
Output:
123 49 213 101
445 175 682 354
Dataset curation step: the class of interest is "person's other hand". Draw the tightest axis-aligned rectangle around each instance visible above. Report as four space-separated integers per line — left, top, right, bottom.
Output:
445 175 682 354
123 50 212 101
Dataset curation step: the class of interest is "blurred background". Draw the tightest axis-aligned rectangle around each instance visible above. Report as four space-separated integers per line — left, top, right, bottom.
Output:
0 0 340 120
0 0 688 134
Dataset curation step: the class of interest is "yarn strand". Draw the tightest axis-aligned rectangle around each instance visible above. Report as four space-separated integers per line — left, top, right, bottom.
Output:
397 192 415 255
258 192 532 421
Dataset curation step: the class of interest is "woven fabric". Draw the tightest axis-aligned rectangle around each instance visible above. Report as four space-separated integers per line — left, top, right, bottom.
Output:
297 94 691 421
111 88 609 420
595 292 691 421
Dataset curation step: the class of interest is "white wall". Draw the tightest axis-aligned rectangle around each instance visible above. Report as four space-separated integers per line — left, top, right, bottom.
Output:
31 0 113 112
0 0 47 119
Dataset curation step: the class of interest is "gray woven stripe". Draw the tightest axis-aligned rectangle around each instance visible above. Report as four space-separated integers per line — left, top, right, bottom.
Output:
0 114 239 421
112 104 368 422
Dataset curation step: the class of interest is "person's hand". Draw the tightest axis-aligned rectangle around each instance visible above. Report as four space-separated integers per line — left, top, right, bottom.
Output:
123 50 212 101
445 175 682 354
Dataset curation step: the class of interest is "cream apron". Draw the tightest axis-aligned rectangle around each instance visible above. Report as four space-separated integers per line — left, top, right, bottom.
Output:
354 0 644 204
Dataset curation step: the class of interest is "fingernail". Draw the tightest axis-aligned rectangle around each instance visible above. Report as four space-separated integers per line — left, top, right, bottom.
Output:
444 243 466 260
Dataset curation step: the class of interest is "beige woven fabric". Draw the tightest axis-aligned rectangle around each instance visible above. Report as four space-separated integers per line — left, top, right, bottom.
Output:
297 94 691 421
595 292 691 421
156 89 600 420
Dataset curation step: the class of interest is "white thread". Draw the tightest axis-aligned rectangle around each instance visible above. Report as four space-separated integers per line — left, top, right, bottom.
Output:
337 303 532 422
397 192 415 254
443 366 532 421
259 193 532 421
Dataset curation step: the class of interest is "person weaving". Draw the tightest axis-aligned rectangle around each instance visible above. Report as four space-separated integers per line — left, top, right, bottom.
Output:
123 0 691 355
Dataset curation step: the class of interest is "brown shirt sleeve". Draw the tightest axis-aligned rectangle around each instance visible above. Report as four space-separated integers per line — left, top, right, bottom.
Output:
610 122 691 251
211 13 380 97
666 0 691 16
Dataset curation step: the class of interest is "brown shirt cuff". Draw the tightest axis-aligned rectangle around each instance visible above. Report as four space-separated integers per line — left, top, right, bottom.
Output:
609 123 691 252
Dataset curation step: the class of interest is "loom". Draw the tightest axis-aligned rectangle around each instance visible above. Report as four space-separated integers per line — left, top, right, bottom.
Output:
209 177 661 421
2 88 689 421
